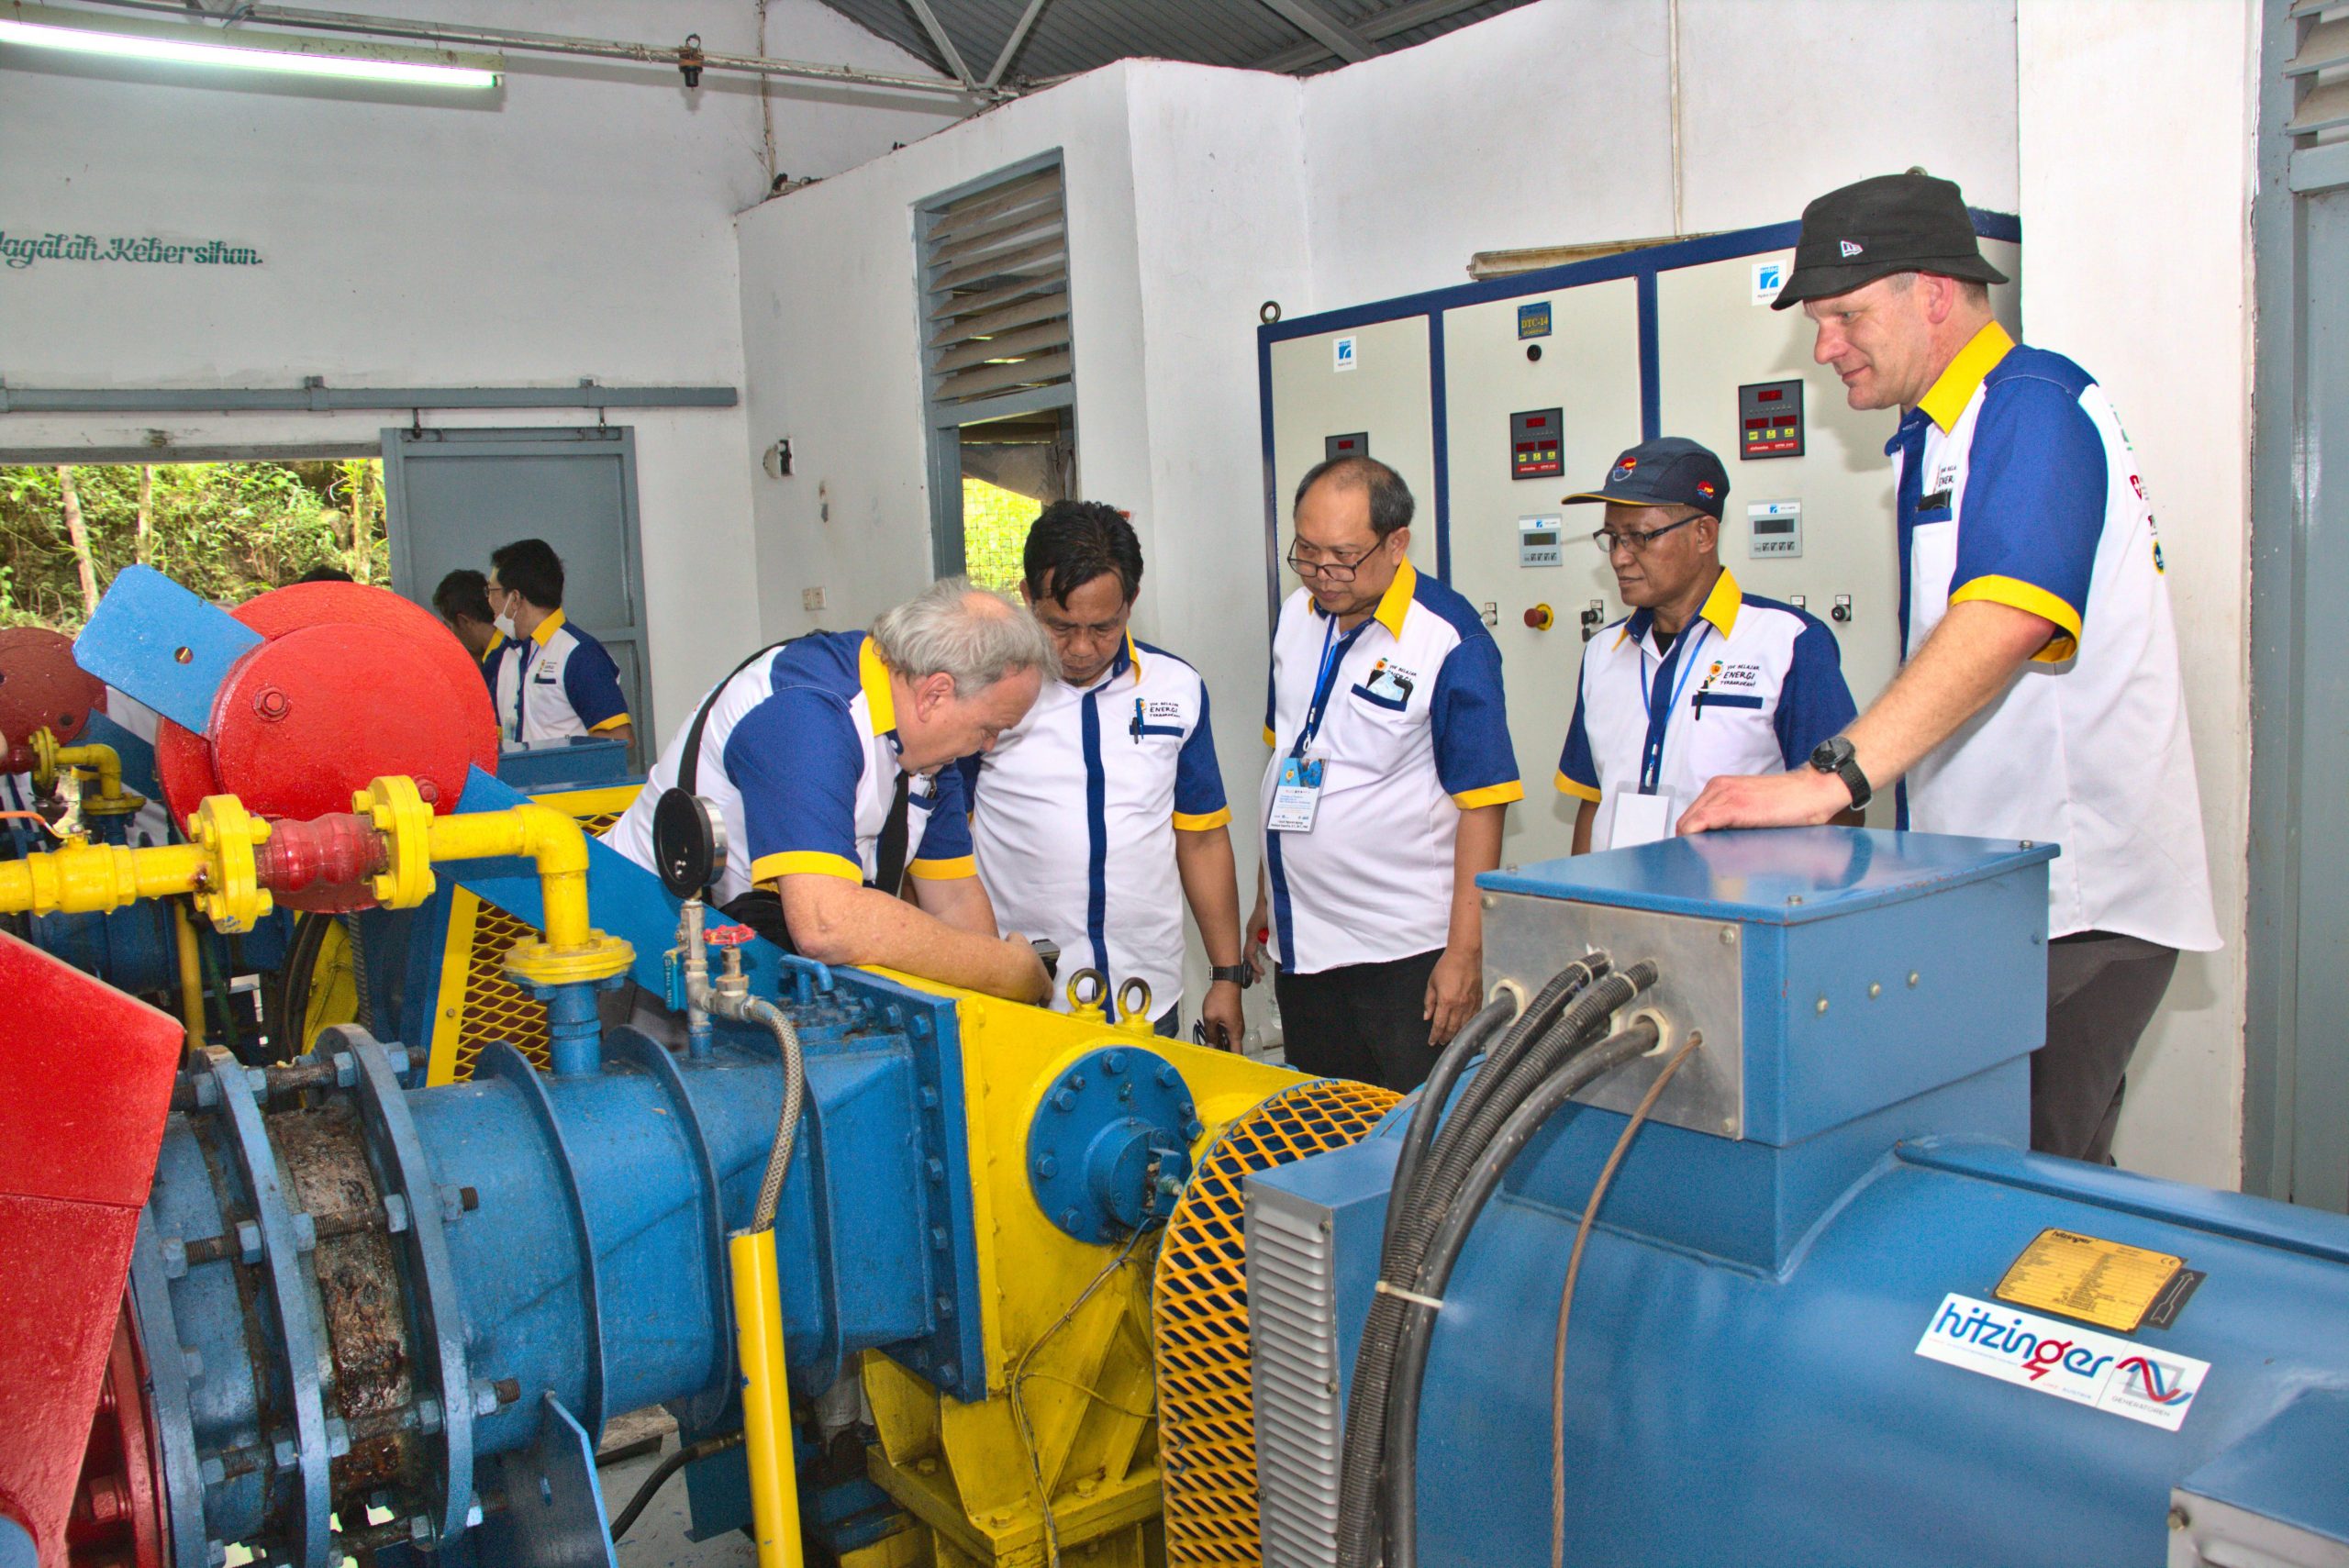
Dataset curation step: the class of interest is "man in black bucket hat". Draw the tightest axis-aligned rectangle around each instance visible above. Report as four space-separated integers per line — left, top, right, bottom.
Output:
1682 171 2218 1168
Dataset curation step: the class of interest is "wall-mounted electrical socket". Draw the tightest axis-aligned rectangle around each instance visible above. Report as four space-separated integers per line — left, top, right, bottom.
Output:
802 587 826 612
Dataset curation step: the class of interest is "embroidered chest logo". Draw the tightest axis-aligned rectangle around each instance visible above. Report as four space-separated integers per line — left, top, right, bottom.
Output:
1363 659 1417 705
1130 696 1186 742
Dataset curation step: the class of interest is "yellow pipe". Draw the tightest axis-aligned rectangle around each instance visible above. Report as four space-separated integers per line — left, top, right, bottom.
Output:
422 803 596 952
729 1230 805 1568
0 838 209 917
173 903 206 1054
35 739 126 804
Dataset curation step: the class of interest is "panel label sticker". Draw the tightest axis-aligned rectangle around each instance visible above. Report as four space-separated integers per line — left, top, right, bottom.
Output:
1995 1228 2184 1332
1914 1293 2208 1431
1752 259 1786 306
1333 335 1358 373
1517 300 1553 339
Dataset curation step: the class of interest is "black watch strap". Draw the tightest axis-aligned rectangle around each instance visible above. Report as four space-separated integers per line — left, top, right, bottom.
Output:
1809 736 1872 811
1209 963 1252 988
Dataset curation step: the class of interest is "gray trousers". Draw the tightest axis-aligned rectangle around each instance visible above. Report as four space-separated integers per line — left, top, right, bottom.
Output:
2034 931 2180 1165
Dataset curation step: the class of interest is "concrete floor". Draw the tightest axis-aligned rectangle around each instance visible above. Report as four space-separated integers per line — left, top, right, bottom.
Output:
605 1439 758 1568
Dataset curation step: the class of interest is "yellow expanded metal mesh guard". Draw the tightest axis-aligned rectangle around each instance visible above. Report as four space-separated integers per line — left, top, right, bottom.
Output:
1153 1077 1401 1567
427 789 633 1084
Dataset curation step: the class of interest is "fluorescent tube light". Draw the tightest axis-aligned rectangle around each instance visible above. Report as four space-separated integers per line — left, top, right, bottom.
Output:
0 8 500 88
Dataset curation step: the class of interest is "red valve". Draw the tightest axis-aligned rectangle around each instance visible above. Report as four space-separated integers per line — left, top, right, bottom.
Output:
705 925 756 948
1524 604 1554 630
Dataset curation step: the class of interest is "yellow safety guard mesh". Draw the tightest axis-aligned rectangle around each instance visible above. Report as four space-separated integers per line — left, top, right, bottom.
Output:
1153 1077 1400 1567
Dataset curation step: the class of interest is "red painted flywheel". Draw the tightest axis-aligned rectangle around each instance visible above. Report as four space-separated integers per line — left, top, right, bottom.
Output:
0 628 104 773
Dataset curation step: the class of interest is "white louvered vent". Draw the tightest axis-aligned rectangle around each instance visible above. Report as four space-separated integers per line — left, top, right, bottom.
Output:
1246 1183 1347 1568
918 161 1072 409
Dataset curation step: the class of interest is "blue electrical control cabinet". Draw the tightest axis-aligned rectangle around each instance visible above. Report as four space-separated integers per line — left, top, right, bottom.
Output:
1247 829 2349 1568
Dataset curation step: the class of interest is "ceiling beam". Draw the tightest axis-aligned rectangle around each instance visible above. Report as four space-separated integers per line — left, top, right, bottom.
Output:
1249 0 1493 72
985 0 1052 86
905 0 977 86
1254 0 1375 62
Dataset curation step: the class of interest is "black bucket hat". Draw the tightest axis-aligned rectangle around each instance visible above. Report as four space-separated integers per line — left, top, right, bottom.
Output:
1771 171 2008 311
1562 438 1729 520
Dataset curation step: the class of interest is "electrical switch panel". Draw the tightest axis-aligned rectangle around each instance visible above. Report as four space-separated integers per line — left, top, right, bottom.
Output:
1518 515 1564 567
1326 432 1370 462
1739 379 1804 459
1510 408 1564 480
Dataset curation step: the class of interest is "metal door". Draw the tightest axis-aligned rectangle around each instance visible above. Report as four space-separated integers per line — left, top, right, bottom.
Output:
2247 0 2349 1208
380 426 654 743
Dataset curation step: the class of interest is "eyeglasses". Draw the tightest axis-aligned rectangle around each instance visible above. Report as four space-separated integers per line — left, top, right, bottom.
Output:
1592 514 1700 554
1286 538 1386 583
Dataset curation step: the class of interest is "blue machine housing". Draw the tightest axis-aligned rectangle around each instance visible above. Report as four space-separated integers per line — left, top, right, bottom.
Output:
126 768 993 1568
1248 830 2349 1568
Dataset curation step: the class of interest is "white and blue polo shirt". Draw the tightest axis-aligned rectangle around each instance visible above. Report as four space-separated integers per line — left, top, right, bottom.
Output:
963 635 1228 1017
1891 320 2217 951
1557 569 1856 850
603 631 974 906
1260 557 1522 974
475 630 508 694
494 611 630 744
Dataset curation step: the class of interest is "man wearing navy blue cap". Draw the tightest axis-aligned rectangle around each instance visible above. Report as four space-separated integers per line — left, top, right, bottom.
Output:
1679 171 2217 1164
1556 437 1857 852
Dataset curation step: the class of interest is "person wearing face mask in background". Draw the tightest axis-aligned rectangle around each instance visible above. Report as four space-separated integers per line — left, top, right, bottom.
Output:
485 538 634 754
960 502 1249 1047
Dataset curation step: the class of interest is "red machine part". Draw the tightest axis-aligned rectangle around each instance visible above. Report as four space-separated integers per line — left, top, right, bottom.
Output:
154 584 496 908
0 628 104 772
67 1313 165 1568
0 934 183 1567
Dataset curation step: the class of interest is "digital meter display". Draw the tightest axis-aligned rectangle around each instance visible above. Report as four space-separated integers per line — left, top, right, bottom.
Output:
1523 531 1557 546
1510 407 1564 479
1738 378 1805 459
1753 517 1794 536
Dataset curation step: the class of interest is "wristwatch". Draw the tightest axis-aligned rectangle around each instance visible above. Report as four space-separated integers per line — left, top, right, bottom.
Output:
1808 735 1872 811
1209 963 1252 989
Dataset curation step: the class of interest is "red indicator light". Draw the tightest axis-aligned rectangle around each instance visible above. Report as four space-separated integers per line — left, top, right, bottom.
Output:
1523 415 1548 429
1757 388 1785 403
1746 417 1773 430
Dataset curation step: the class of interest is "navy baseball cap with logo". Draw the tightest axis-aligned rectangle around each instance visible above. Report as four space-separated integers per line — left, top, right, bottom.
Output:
1562 437 1730 519
1771 171 2008 311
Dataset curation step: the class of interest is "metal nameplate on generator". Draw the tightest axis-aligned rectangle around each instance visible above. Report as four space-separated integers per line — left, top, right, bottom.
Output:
1483 892 1744 1139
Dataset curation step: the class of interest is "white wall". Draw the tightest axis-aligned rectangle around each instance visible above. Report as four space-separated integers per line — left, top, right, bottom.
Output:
2017 0 2259 1188
0 0 962 726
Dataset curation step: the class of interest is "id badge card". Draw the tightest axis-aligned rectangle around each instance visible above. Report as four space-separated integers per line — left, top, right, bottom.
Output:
1609 790 1676 849
1267 755 1327 833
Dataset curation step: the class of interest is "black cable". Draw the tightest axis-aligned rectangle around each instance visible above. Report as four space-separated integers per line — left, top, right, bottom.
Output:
1334 959 1657 1568
1383 1019 1661 1568
276 912 332 1059
610 1429 745 1541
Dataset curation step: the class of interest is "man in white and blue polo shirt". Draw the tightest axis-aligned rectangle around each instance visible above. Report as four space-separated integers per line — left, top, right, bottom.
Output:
1683 172 2219 1164
487 539 633 752
1558 438 1857 851
963 502 1246 1045
1247 456 1523 1091
604 578 1053 1003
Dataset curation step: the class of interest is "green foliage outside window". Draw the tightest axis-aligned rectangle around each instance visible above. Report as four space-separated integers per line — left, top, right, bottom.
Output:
961 476 1041 593
0 459 388 632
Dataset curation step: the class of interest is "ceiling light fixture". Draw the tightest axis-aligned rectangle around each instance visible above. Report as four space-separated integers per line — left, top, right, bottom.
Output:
0 5 501 88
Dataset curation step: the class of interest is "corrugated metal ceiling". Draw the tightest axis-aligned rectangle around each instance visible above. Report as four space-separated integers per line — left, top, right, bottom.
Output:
811 0 1537 84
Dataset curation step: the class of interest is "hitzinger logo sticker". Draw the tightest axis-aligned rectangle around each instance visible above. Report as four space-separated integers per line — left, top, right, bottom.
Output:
1913 1294 2210 1431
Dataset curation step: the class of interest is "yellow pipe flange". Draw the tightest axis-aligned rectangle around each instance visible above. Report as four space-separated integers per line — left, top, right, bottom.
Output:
503 931 635 989
184 795 273 933
354 775 439 910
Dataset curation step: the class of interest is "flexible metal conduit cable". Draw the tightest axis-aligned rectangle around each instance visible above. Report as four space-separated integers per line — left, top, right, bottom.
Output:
740 995 807 1235
610 1429 747 1542
1383 1019 1664 1568
1334 959 1658 1568
1551 1032 1702 1568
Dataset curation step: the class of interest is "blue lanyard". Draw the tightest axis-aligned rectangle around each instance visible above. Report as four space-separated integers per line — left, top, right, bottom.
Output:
1636 622 1712 795
1292 615 1365 759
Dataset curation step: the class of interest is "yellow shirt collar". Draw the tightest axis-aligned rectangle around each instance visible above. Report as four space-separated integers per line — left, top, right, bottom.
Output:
1698 567 1742 639
529 607 567 647
1917 319 2016 434
1124 632 1142 677
481 629 506 664
1374 555 1416 639
859 635 896 735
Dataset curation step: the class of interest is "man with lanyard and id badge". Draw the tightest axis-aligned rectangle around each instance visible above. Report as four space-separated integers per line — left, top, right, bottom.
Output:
1249 455 1523 1093
1555 438 1859 851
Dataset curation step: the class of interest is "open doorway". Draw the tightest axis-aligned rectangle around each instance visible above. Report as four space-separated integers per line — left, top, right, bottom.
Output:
0 458 386 631
956 404 1075 589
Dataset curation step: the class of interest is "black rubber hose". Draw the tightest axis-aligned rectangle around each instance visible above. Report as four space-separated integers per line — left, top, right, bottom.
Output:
610 1429 746 1541
1334 960 1657 1568
1380 995 1520 1259
276 912 332 1061
1383 1019 1662 1568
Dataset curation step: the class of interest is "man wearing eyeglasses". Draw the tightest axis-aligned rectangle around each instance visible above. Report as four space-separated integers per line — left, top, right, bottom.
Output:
1555 438 1859 852
1246 455 1522 1091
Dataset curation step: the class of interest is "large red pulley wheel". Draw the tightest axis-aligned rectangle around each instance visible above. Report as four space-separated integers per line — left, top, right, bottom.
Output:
65 1306 167 1568
153 583 497 910
0 628 104 773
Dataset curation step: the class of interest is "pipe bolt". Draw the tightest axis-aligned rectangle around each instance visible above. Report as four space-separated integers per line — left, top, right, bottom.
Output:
325 1418 351 1460
1102 1051 1125 1074
472 1380 501 1418
160 1238 188 1279
290 1212 317 1252
415 1396 443 1436
384 1046 412 1076
1184 1119 1205 1140
331 1051 358 1089
936 1294 954 1319
383 1194 409 1234
939 1362 959 1384
236 1221 263 1263
199 1456 226 1488
918 1086 940 1110
930 1226 950 1252
1035 1155 1059 1179
272 1436 298 1472
926 1157 945 1184
182 1346 205 1382
1052 1089 1076 1113
1156 1064 1180 1088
